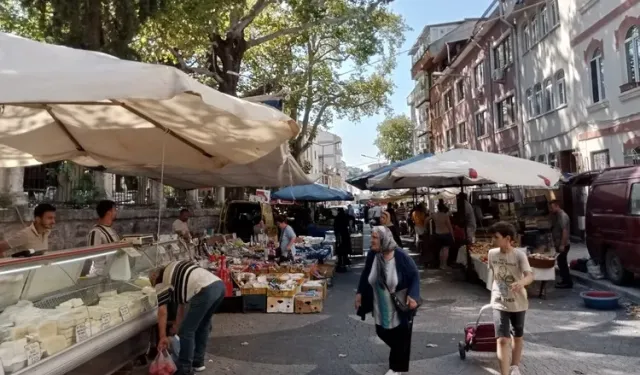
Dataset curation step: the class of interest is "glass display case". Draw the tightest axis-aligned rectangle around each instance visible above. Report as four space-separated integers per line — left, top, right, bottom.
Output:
0 241 173 375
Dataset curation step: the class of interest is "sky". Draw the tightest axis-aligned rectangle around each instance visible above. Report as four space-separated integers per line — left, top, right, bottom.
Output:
333 0 491 169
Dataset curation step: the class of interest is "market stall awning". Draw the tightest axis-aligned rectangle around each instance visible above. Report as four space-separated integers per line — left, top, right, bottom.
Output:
271 183 354 202
346 153 433 191
108 144 311 189
367 149 562 190
0 32 299 171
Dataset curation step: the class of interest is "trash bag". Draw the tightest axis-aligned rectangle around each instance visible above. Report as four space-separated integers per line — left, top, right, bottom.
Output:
586 259 604 280
149 350 177 375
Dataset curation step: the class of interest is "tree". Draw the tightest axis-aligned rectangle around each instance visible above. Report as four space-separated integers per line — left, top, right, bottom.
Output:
132 0 399 95
374 114 413 162
1 0 166 59
133 0 405 162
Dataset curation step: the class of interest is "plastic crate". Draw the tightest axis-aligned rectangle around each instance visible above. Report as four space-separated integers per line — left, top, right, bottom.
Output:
242 295 267 313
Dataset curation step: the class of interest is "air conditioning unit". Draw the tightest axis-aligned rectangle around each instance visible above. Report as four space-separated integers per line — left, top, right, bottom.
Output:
492 68 505 82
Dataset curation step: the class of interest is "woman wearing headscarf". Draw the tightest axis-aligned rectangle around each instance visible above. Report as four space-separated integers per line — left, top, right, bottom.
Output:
355 226 421 375
381 210 403 250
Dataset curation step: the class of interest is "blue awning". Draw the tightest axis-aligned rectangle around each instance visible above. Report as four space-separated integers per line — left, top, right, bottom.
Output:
271 183 354 202
346 153 433 191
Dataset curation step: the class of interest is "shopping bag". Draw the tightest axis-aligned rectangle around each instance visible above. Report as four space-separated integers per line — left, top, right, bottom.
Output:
170 335 180 364
149 350 177 375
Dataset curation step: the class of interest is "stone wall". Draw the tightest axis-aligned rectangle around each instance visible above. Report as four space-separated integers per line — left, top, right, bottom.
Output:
0 207 221 250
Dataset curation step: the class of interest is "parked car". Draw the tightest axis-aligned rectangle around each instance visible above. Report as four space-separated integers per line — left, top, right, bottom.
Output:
585 166 640 285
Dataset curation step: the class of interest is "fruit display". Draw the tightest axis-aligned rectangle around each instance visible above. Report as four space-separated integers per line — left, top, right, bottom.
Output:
468 242 492 263
528 253 555 261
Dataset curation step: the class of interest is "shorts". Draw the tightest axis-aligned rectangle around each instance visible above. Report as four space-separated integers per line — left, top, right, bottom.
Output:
434 233 454 247
493 310 526 338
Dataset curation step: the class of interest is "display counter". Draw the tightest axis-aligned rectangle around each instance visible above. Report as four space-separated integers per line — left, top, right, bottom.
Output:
0 239 187 375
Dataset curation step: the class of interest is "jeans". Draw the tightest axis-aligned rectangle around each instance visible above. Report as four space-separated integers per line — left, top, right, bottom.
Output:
556 245 572 285
177 281 225 375
375 323 412 372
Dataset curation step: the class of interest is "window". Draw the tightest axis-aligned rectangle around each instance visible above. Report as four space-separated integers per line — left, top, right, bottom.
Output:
458 122 467 143
522 24 530 51
531 16 538 43
444 91 453 111
446 128 455 149
540 5 549 35
433 100 441 118
474 62 485 89
556 70 566 105
592 150 610 170
550 0 559 26
496 96 515 129
625 27 640 84
456 80 465 102
537 154 547 164
590 49 605 103
534 83 542 115
526 88 533 117
630 184 640 215
493 35 512 69
543 78 554 112
475 111 486 137
548 153 557 167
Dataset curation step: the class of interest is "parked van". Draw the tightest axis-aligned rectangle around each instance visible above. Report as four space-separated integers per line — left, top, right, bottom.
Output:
585 166 640 284
219 200 276 242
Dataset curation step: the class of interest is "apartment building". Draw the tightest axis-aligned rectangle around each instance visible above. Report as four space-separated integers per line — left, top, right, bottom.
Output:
409 21 473 155
570 0 640 168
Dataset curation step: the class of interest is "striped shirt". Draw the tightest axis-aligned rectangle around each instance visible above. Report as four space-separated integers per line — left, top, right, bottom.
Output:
86 224 120 276
160 261 220 305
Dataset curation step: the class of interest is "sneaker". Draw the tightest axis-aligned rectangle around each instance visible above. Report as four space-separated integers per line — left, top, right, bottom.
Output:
194 366 206 372
509 365 522 375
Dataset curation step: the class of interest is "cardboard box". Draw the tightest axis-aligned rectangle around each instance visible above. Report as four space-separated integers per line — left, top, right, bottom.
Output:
294 294 323 314
266 297 294 313
301 281 327 300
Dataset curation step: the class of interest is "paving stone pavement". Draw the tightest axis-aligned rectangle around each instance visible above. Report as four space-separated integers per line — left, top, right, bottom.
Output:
192 263 640 375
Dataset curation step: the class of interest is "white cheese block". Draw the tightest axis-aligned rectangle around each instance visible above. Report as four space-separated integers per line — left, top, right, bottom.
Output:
56 315 75 331
89 321 102 336
5 326 29 341
0 338 27 354
98 290 118 298
135 278 152 288
2 353 26 374
28 320 58 340
40 335 67 356
57 326 74 339
87 306 105 320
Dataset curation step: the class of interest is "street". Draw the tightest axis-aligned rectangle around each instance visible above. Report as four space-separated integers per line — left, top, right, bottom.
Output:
198 261 640 375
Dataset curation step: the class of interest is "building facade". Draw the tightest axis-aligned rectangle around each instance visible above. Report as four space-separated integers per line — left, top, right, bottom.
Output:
409 21 472 155
314 130 347 189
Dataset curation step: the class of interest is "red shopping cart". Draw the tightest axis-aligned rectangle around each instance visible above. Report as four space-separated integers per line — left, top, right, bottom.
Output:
458 304 497 359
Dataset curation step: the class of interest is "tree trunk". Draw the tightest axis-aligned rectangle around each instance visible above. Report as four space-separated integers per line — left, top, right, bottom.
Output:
210 33 248 96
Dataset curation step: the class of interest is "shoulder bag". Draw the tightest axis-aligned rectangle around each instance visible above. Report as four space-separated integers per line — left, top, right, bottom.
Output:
376 253 419 314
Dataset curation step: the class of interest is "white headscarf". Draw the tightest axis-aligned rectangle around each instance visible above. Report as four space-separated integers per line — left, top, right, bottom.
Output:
372 225 398 253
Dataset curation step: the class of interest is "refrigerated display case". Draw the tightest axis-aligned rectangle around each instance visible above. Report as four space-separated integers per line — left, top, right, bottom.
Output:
0 242 162 375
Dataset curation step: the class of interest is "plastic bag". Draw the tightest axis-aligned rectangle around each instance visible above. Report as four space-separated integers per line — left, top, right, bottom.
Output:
170 335 180 364
586 259 604 280
149 350 177 375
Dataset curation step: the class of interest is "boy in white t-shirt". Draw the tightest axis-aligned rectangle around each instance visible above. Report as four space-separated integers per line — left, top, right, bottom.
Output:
487 222 534 375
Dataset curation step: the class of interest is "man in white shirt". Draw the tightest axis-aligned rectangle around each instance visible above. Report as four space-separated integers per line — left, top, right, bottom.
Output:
173 209 191 240
85 200 120 276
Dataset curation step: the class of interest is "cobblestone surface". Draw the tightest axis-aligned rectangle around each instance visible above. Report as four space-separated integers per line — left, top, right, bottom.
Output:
196 262 640 375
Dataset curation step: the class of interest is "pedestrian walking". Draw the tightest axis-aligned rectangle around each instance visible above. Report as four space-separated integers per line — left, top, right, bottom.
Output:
381 211 403 249
487 222 534 375
549 200 572 288
432 200 454 269
355 226 421 375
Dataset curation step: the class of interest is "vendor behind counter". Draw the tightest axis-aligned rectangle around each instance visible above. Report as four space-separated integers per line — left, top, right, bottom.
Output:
0 203 56 257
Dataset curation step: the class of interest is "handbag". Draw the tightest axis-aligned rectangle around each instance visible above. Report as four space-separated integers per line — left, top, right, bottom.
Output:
375 254 419 314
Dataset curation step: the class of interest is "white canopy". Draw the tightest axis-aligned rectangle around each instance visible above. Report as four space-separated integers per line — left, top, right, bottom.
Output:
0 32 299 172
109 144 310 189
368 149 562 190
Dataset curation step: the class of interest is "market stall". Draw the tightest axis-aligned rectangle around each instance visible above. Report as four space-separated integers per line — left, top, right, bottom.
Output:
0 240 179 375
456 243 556 297
363 149 562 291
198 235 335 314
